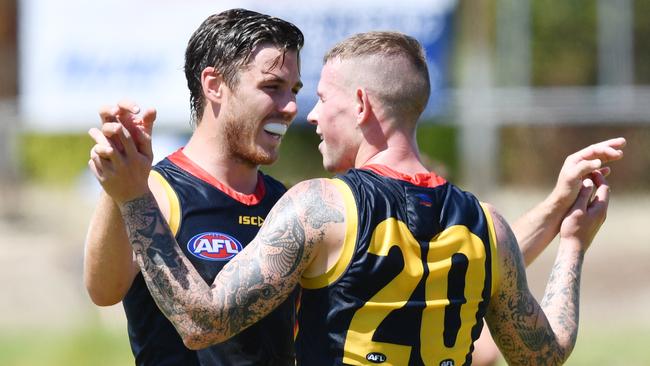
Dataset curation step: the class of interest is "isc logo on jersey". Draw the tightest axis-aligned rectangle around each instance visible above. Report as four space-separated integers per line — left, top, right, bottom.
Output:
187 232 243 261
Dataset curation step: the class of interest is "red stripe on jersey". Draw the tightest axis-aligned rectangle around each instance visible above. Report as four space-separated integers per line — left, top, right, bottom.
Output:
168 148 266 205
361 164 446 188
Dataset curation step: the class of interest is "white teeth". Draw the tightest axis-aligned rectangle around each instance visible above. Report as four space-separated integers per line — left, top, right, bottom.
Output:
264 123 288 136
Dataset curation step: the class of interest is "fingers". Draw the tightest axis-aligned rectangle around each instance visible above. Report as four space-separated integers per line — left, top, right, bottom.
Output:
571 158 602 180
96 101 157 158
136 128 154 160
107 121 138 157
573 137 626 164
98 122 125 152
88 127 119 158
88 127 111 146
89 146 113 173
98 105 120 123
98 100 140 130
588 171 610 214
141 108 157 136
131 108 157 156
88 140 117 183
93 122 139 160
597 166 611 178
88 158 103 181
572 178 595 212
116 100 141 131
117 99 140 115
559 137 625 193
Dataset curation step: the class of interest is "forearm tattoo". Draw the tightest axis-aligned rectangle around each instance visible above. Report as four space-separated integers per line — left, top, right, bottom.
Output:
120 194 219 334
540 248 583 348
119 180 345 347
487 210 584 365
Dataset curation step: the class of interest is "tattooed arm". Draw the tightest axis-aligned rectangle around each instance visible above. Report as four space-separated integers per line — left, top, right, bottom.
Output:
87 116 347 349
118 178 345 349
484 174 609 365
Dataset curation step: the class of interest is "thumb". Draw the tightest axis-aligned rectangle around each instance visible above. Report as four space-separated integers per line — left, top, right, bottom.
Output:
571 178 595 213
141 108 157 136
134 108 157 155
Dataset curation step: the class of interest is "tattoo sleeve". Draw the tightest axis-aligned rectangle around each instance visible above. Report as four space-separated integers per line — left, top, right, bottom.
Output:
118 179 345 349
485 206 584 366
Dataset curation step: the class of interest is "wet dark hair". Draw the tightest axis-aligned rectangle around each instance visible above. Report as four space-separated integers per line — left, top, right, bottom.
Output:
184 8 304 126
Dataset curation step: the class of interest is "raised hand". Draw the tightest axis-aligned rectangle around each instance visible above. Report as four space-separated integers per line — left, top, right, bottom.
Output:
88 101 157 204
549 137 625 216
559 170 610 252
98 100 157 153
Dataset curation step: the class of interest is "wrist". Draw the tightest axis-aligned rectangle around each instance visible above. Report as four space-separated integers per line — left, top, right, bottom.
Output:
558 236 587 257
116 190 154 210
111 183 152 206
543 188 574 219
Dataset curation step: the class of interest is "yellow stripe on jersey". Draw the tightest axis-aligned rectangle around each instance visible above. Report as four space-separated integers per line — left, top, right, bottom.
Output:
343 218 421 365
480 202 501 296
300 178 358 289
150 170 181 236
421 225 489 364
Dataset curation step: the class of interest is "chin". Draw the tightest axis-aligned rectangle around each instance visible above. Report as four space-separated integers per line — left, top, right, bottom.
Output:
254 150 279 166
233 148 277 167
323 160 344 174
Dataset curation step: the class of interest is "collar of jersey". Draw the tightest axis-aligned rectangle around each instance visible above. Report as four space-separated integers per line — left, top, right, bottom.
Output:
360 164 446 188
168 148 266 206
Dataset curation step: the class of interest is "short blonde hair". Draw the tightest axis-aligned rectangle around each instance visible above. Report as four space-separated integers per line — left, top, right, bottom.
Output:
324 31 430 122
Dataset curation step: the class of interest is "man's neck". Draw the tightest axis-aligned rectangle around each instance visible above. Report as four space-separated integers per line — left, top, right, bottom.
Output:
183 131 260 195
355 134 428 176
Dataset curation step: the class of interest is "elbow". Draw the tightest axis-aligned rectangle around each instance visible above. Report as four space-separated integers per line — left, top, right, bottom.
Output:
556 338 576 365
85 287 123 306
181 331 226 350
84 277 126 306
182 337 210 351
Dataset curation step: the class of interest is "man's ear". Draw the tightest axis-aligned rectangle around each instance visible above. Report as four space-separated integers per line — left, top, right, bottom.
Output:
355 87 372 125
201 67 225 103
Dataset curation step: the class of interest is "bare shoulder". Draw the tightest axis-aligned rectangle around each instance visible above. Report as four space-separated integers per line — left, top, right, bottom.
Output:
483 202 530 294
483 203 521 259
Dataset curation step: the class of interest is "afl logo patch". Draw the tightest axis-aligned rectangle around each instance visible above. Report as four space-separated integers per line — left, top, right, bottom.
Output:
366 352 387 363
187 232 243 261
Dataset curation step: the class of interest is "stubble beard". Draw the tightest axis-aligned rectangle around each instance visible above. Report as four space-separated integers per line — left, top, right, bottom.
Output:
223 115 276 167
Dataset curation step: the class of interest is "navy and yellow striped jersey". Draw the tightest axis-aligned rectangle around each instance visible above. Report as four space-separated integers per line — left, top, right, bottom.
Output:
122 148 296 366
296 165 499 366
